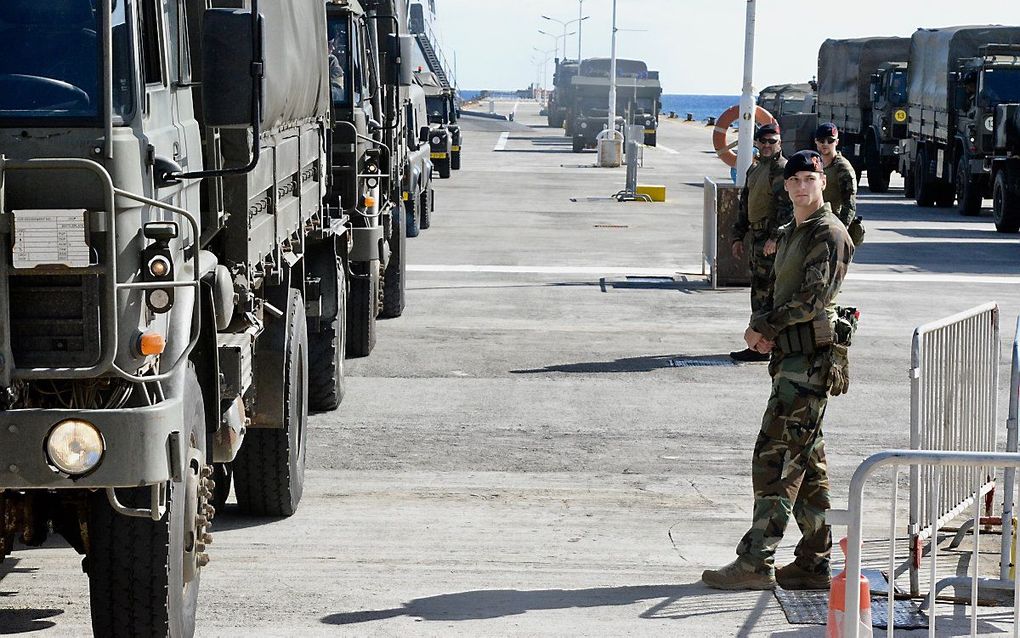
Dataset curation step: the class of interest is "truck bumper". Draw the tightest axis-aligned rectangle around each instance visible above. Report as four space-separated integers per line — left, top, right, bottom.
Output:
0 396 184 490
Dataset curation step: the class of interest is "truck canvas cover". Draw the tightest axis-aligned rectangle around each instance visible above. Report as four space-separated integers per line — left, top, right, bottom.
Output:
908 25 1020 113
817 37 910 109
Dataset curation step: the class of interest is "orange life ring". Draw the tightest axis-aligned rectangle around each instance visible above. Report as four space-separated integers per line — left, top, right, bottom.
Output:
712 105 777 168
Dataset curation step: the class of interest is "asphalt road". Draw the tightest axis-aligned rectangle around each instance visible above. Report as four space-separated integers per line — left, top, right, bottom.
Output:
4 101 1020 636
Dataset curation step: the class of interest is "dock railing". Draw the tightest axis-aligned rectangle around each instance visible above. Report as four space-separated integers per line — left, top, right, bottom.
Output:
828 450 1020 638
908 303 1001 595
702 177 718 288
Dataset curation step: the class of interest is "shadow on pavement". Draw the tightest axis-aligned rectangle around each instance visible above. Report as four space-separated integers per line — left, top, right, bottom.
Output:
511 353 735 374
851 241 1020 275
322 582 777 626
0 609 62 634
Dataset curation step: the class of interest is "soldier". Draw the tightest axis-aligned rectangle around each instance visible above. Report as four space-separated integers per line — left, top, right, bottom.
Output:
729 123 793 363
814 123 857 228
702 150 855 591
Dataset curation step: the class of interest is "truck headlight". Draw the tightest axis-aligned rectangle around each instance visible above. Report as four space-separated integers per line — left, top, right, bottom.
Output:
580 121 588 129
46 419 105 476
431 136 442 145
984 115 994 132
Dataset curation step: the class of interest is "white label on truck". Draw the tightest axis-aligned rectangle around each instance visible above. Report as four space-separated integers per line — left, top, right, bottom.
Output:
12 209 91 269
936 149 944 179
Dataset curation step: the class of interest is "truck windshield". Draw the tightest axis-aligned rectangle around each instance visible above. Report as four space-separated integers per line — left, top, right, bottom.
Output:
887 71 907 106
326 16 350 106
0 0 132 122
981 69 1020 106
426 96 447 123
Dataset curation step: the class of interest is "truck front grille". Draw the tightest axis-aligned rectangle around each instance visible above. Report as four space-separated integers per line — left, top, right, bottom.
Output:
8 274 102 369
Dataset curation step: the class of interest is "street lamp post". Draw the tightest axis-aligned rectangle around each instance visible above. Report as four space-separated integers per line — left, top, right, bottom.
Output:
541 13 589 62
577 0 587 60
537 29 560 61
735 0 757 187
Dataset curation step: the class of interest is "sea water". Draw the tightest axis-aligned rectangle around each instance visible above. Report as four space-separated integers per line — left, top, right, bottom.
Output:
459 91 740 123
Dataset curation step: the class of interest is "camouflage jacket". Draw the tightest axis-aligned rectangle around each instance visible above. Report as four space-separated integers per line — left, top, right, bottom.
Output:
750 203 855 341
822 152 857 227
731 154 793 243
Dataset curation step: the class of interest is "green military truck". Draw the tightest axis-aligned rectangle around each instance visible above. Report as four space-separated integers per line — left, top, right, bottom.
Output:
567 58 662 153
816 37 911 193
989 61 1020 232
899 25 1020 215
416 69 460 177
0 0 343 634
548 58 579 129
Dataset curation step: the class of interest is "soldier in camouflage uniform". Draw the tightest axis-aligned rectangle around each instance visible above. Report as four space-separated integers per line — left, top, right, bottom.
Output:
729 124 793 363
814 122 857 228
703 150 855 591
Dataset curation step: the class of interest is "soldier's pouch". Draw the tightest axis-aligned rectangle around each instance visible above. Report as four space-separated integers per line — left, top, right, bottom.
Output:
826 344 850 396
848 216 866 247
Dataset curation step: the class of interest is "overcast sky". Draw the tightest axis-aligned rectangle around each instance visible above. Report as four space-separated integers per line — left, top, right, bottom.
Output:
433 1 1020 94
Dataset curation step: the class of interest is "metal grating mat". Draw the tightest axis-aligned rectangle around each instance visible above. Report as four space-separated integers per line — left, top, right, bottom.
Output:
773 570 928 629
668 357 736 368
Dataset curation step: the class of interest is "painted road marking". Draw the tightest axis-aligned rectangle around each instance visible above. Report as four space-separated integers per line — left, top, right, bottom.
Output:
494 132 509 151
655 143 680 155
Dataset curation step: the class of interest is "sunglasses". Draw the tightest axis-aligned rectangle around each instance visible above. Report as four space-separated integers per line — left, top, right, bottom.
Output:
759 138 780 145
816 137 837 144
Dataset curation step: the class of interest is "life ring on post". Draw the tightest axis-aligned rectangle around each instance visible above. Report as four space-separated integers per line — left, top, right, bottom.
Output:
712 105 777 168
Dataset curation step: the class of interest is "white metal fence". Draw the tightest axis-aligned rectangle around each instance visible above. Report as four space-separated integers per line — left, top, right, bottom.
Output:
828 450 1020 638
909 303 1001 595
702 177 718 288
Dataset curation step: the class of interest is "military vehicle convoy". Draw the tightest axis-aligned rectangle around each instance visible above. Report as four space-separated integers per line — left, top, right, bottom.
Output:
898 25 1020 218
816 37 911 193
566 58 663 153
548 58 580 129
0 0 445 634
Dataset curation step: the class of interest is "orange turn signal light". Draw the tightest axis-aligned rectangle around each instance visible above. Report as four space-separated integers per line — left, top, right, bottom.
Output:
363 195 376 209
138 331 166 356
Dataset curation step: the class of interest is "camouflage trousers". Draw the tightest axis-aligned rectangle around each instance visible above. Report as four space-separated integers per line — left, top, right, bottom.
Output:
749 231 775 315
736 351 832 572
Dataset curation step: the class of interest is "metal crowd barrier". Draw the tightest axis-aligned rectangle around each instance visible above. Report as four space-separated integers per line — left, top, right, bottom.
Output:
828 450 1020 638
702 177 718 288
909 303 1001 595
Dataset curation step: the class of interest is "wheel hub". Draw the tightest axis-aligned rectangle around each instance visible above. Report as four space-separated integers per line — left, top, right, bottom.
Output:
182 446 215 584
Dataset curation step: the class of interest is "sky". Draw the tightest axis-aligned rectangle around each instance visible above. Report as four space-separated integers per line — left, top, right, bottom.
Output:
432 0 1020 94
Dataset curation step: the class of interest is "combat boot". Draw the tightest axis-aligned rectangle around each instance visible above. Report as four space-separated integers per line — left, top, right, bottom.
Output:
776 561 831 590
730 348 770 363
701 559 776 590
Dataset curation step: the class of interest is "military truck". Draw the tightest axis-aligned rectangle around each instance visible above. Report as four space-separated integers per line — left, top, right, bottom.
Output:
990 69 1020 232
758 82 816 119
417 69 461 176
816 37 911 193
567 58 662 153
0 0 340 634
406 81 435 236
899 25 1020 214
548 58 579 129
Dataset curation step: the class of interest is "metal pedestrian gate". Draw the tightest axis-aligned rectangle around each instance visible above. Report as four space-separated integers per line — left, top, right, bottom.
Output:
908 303 1001 595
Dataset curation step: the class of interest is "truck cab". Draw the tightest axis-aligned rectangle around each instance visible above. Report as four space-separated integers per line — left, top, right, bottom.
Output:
416 70 455 178
405 82 435 236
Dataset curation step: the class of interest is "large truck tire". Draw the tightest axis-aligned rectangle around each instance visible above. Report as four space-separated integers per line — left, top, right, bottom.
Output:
956 156 982 216
914 149 937 207
406 196 420 238
572 136 585 153
234 289 309 516
993 167 1020 233
88 366 209 638
344 266 378 357
644 132 657 147
436 157 452 179
420 186 433 230
451 150 462 171
904 168 916 199
308 259 347 412
381 207 407 319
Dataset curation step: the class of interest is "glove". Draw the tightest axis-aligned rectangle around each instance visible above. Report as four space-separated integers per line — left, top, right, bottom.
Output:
827 345 850 396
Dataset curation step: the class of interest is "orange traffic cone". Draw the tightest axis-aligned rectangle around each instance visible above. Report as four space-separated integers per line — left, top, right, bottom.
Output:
827 537 873 638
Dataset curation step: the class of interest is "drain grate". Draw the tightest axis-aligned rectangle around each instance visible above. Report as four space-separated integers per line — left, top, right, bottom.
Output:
668 357 736 368
774 570 927 628
594 224 630 229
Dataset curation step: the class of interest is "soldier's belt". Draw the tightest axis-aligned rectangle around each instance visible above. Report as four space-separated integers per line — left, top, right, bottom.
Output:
776 316 834 355
749 220 770 231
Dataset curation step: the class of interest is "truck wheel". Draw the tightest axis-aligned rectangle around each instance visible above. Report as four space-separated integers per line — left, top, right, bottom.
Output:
381 206 407 319
903 168 916 199
993 168 1020 233
437 158 452 179
308 259 347 411
572 136 585 153
345 266 378 357
956 156 982 216
406 196 420 238
866 151 891 194
644 132 657 147
451 151 461 171
420 186 433 230
233 289 309 516
88 366 209 638
914 149 936 207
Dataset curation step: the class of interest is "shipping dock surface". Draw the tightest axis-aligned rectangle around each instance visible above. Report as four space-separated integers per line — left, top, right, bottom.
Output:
4 101 1020 636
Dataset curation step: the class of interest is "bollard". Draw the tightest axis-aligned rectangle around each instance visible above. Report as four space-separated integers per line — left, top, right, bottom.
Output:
686 112 694 121
706 116 716 126
827 538 873 638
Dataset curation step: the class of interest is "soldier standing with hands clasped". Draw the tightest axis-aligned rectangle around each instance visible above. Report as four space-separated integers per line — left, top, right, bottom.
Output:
702 151 856 591
729 124 793 363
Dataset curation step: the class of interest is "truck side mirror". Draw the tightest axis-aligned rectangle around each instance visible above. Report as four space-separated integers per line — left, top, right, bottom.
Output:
419 126 430 142
201 8 265 128
381 32 400 86
398 35 415 86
